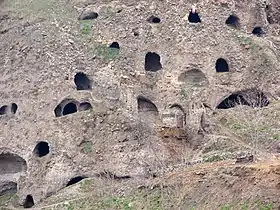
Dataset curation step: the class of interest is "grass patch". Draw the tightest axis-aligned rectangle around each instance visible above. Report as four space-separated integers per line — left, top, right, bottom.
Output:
203 153 230 163
272 133 280 141
92 44 120 61
80 20 92 35
102 197 133 210
80 179 94 192
81 141 93 154
0 193 16 207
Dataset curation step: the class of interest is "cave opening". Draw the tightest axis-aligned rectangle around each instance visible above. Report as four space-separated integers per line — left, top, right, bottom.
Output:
137 96 159 114
252 27 264 36
23 195 34 208
74 72 92 90
145 52 162 72
216 58 229 72
79 102 93 111
62 103 77 116
225 15 240 28
217 89 269 109
188 11 201 23
0 153 27 174
109 42 120 49
33 141 50 157
147 15 161 23
66 176 86 186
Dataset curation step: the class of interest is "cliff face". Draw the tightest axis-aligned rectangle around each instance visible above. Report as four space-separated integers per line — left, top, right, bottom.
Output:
0 0 280 209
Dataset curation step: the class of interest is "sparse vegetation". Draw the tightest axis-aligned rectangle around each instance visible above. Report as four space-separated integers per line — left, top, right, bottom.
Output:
0 193 16 206
203 153 230 162
81 141 93 154
92 44 120 61
80 20 91 35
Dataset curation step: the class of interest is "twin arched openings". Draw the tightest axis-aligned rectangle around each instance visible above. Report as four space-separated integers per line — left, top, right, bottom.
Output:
137 97 186 128
0 103 18 116
217 89 269 109
54 99 92 117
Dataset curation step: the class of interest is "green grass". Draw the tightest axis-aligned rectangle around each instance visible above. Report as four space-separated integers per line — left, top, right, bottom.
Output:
272 133 280 140
80 20 92 35
79 179 94 192
81 141 93 154
203 154 230 163
220 204 233 210
0 193 16 207
92 44 120 61
102 197 133 210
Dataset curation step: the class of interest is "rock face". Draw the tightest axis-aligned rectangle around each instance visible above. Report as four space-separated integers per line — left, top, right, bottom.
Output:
0 0 280 208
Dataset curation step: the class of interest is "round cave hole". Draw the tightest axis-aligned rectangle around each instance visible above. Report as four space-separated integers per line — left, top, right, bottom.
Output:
109 42 120 49
79 102 92 111
23 195 34 208
66 176 86 187
147 15 161 23
74 72 92 90
0 105 8 115
252 27 264 36
33 141 49 157
225 15 240 28
62 102 77 116
145 52 162 72
188 11 201 23
216 58 229 72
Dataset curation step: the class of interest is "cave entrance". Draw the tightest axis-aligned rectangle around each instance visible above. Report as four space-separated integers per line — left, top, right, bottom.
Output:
74 72 92 90
216 58 229 72
217 89 269 109
252 27 264 36
188 11 201 23
109 42 120 49
147 15 161 23
11 103 18 114
225 15 240 28
137 96 159 115
23 195 34 208
33 141 50 157
66 176 86 186
79 102 92 111
0 153 27 174
145 52 162 72
62 103 77 116
0 105 8 115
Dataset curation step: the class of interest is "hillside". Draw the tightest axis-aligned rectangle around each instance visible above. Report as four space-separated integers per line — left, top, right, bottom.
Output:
0 0 280 209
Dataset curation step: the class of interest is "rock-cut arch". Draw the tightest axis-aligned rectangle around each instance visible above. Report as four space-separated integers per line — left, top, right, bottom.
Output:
0 153 27 174
168 104 186 128
137 96 159 115
216 89 269 109
178 69 208 87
